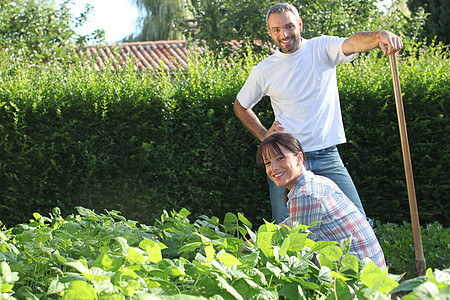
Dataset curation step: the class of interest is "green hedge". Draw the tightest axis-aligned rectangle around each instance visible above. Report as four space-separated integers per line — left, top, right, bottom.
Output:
0 44 448 228
375 221 449 279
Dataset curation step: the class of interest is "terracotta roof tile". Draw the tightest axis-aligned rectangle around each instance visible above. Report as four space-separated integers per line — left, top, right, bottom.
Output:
74 40 195 73
74 40 274 73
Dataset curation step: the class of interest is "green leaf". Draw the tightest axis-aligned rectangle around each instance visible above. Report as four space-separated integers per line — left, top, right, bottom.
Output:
259 220 278 233
178 208 191 218
65 261 90 274
239 252 259 269
333 278 353 300
232 278 275 299
290 277 320 290
218 252 242 267
193 232 211 243
360 261 399 293
178 242 202 253
126 247 146 265
47 279 67 294
76 206 96 217
92 253 123 272
21 230 36 242
318 254 334 270
216 274 244 300
339 235 352 255
114 237 130 256
16 286 39 299
257 231 275 258
35 232 51 243
62 222 81 234
414 282 440 299
288 256 309 275
341 254 359 273
311 240 338 252
318 266 332 285
389 276 427 294
238 213 252 229
279 283 306 299
0 283 13 293
62 280 96 299
317 245 343 262
81 267 112 283
243 224 257 243
120 279 141 297
205 245 215 262
287 232 308 251
113 269 139 285
224 212 238 232
164 266 186 278
139 239 168 251
140 240 165 264
264 262 282 279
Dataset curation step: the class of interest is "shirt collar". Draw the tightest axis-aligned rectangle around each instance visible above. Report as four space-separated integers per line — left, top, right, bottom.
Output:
274 37 306 58
287 170 314 198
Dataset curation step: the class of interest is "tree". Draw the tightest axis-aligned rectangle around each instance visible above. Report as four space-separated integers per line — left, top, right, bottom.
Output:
185 0 383 57
0 0 104 62
407 0 450 44
123 0 192 42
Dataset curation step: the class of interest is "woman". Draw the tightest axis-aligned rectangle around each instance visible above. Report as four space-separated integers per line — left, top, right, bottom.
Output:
257 132 386 270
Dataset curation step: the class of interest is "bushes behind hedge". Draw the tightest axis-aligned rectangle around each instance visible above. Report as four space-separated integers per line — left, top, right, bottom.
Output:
0 44 448 228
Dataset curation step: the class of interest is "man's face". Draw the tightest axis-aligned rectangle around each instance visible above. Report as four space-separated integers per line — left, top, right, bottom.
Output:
267 11 303 54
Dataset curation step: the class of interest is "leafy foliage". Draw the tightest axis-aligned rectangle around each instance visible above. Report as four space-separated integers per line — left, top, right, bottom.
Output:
185 0 384 57
124 0 191 42
376 221 449 279
0 42 448 229
2 206 448 299
337 42 449 227
407 0 450 44
0 0 104 62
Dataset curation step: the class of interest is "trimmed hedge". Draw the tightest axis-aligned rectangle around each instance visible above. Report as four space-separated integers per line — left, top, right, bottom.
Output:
0 44 448 228
375 221 449 279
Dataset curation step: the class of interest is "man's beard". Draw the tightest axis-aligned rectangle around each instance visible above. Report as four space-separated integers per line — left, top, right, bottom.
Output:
277 35 300 53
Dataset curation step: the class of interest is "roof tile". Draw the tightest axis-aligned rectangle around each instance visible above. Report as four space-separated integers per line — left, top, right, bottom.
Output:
74 40 274 73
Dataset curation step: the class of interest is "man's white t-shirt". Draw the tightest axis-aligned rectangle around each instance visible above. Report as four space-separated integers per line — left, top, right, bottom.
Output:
237 35 355 152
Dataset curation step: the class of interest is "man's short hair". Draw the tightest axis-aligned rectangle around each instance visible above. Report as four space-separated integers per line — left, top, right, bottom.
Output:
266 3 301 26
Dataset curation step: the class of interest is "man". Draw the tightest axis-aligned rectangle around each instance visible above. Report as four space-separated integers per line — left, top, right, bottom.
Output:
234 2 403 223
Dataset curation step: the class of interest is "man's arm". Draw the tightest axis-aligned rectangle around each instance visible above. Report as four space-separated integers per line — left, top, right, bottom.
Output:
342 30 403 56
234 99 285 141
234 99 268 141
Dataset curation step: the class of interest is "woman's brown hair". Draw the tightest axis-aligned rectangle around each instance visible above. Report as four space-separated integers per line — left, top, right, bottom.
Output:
256 132 305 166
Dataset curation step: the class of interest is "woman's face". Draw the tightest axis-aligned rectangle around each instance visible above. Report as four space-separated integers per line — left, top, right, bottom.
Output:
263 144 304 190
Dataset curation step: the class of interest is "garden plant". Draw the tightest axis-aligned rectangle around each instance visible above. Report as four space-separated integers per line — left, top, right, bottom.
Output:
0 207 448 299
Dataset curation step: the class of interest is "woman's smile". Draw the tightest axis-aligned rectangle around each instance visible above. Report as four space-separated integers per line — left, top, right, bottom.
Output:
263 145 304 190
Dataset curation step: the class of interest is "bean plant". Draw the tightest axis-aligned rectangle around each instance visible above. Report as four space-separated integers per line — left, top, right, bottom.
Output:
0 207 448 299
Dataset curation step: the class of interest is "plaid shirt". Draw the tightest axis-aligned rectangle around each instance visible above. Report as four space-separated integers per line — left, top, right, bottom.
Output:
281 171 386 270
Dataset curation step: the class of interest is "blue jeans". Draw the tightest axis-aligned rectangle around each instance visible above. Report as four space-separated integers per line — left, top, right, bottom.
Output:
268 146 368 224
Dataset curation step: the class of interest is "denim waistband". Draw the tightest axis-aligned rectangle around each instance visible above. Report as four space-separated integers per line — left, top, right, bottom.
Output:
305 146 337 157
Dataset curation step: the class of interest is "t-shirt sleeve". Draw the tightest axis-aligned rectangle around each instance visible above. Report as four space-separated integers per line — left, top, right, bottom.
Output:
320 35 356 66
236 65 265 109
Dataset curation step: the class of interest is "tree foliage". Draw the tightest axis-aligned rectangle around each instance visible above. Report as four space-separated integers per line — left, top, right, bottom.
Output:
124 0 192 42
0 0 104 62
185 0 430 57
407 0 450 44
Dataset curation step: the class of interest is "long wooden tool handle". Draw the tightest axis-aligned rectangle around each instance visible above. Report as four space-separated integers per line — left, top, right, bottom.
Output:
389 53 426 276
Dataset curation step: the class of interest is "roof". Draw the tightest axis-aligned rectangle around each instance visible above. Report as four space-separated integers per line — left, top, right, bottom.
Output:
73 40 259 73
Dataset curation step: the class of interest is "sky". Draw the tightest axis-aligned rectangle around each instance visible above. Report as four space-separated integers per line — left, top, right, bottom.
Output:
64 0 392 45
64 0 140 44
